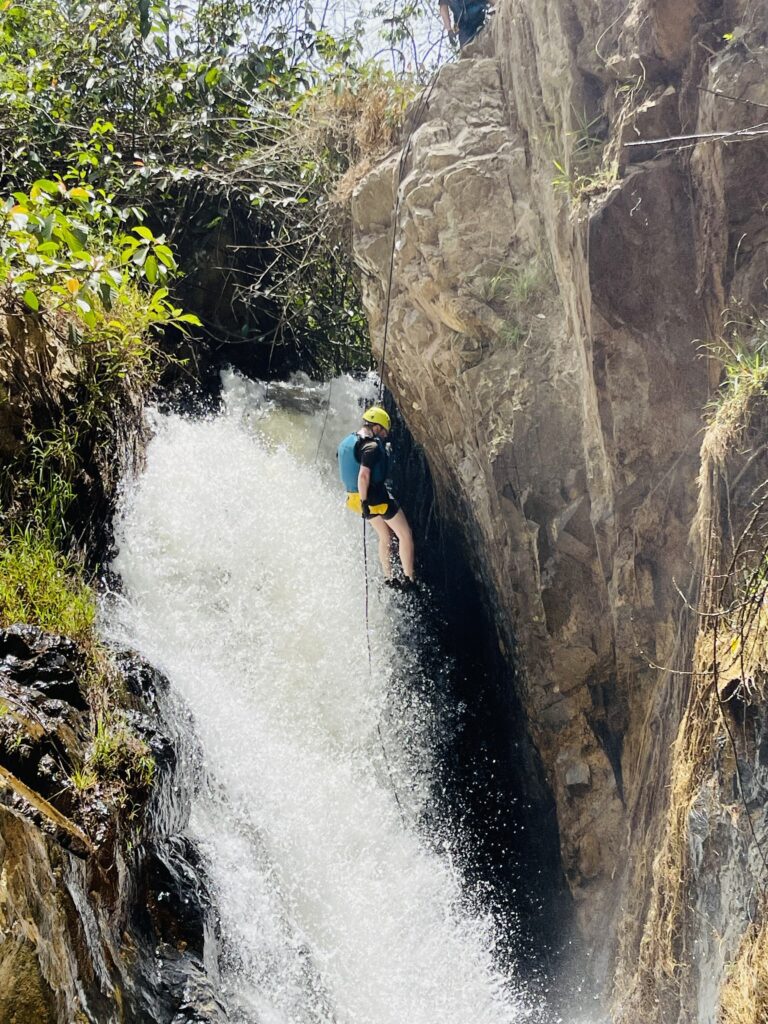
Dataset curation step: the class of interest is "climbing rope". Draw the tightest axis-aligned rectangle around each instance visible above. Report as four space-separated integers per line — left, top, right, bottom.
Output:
313 377 333 465
313 53 447 461
312 47 451 826
359 56 451 822
377 63 444 399
362 517 409 828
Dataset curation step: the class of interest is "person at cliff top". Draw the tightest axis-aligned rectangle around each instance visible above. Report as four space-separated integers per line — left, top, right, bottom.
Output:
439 0 487 47
337 406 416 590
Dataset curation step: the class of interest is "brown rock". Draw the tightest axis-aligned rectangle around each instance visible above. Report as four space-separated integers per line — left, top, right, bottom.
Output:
352 0 768 1014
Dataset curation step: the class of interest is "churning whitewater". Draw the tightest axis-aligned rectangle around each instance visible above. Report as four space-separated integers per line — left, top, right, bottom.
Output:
105 371 534 1024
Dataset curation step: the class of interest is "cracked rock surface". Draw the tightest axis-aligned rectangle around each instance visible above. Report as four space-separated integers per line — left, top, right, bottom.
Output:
353 0 768 1013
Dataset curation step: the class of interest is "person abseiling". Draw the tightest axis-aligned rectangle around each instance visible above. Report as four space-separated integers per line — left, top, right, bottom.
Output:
337 406 416 590
439 0 487 47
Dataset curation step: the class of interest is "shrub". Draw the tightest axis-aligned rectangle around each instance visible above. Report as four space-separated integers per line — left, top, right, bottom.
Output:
0 177 198 540
0 180 199 333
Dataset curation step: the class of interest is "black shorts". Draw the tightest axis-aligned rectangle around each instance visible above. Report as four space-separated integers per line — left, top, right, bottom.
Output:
368 483 399 521
375 497 399 521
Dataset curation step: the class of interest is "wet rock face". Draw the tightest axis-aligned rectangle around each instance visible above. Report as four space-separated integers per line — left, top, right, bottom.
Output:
0 626 223 1024
352 0 768 1009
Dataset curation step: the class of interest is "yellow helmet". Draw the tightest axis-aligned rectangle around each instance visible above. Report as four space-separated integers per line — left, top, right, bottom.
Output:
362 406 391 431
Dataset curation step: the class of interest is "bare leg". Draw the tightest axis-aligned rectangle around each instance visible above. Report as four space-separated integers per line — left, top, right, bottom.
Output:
369 516 395 578
386 510 415 579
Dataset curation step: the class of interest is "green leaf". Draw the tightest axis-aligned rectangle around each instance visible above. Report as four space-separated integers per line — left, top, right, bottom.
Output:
175 312 202 325
31 179 61 196
98 281 114 309
58 227 85 252
40 214 55 241
154 244 176 268
144 254 158 283
133 225 154 240
22 289 39 311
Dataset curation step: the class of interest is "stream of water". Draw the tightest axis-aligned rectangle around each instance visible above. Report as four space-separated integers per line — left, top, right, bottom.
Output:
105 371 553 1024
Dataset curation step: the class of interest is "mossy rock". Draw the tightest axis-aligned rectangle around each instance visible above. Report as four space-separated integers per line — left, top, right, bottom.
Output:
0 938 56 1023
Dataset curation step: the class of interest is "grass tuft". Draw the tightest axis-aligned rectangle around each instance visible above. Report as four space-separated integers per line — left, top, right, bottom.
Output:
0 529 95 640
477 257 553 351
701 312 768 465
69 767 99 793
88 714 155 794
304 68 417 203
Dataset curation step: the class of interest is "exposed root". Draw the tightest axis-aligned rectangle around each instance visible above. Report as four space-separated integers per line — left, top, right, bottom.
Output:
720 908 768 1024
614 658 718 1023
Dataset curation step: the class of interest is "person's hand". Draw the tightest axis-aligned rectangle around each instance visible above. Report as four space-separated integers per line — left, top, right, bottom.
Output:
448 29 458 47
361 499 372 519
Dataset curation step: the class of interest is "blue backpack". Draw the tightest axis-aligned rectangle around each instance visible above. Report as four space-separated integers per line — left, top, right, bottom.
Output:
337 433 389 491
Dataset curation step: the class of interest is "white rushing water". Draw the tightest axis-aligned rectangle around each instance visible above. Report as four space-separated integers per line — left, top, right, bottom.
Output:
105 371 542 1024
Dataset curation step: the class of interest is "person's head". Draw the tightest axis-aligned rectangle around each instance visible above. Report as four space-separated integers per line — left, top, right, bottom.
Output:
362 405 391 439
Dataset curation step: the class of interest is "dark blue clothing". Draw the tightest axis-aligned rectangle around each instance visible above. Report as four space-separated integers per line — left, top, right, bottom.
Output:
337 432 399 520
444 0 486 45
337 432 389 492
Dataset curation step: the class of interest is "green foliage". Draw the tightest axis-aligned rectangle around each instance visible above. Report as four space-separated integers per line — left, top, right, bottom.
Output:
20 424 80 540
88 715 155 794
0 528 96 639
223 62 415 374
0 179 198 330
711 312 768 389
0 170 199 538
702 309 768 462
0 0 420 375
70 767 99 793
0 0 312 182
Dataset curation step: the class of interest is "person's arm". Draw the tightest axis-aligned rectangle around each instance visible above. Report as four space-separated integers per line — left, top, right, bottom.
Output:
439 2 453 34
358 439 380 516
358 464 371 502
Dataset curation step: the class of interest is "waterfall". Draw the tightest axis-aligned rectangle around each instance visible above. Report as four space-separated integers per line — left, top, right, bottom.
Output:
105 371 545 1024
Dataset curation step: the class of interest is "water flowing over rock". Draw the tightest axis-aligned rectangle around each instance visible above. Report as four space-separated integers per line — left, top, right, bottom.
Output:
353 0 768 1017
0 625 223 1024
106 372 554 1024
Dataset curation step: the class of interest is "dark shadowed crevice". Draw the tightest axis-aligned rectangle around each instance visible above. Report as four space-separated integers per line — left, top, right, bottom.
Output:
386 399 571 978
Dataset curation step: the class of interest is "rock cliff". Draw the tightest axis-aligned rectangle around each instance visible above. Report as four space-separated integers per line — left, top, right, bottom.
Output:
0 626 223 1023
353 1 768 1017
